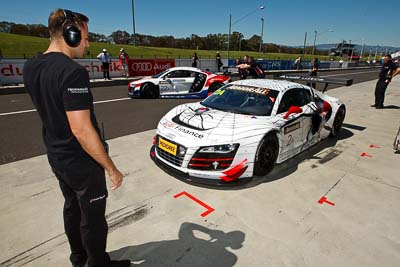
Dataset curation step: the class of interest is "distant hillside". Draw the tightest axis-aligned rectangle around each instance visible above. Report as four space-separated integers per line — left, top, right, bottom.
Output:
315 43 400 54
293 43 400 54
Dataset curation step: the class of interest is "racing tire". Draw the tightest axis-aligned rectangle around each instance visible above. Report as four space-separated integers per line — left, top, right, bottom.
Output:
208 82 224 94
141 83 159 99
330 105 346 137
254 132 279 177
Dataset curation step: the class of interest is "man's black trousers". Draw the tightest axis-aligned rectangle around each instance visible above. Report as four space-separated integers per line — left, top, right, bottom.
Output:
102 63 110 79
374 80 389 108
52 157 110 267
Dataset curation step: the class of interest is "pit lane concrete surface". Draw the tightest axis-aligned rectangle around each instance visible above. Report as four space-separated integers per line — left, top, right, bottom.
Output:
1 77 399 266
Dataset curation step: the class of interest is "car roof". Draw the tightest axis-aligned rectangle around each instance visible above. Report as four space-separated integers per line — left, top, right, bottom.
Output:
166 67 203 72
230 79 308 93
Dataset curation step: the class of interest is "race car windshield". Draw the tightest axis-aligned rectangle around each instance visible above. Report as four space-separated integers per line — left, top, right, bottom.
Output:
152 70 169 78
201 84 279 116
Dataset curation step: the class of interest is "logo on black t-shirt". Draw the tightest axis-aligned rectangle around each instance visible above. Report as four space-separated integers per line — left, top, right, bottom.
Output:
68 87 89 94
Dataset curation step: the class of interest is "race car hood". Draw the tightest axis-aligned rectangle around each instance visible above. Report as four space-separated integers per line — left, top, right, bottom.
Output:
158 102 282 146
129 76 155 86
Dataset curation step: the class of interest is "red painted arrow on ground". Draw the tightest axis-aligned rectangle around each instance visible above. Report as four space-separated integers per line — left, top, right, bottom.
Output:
369 144 381 148
174 191 215 217
360 152 373 157
318 196 335 206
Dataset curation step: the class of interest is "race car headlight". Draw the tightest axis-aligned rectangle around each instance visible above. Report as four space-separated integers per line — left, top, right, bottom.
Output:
199 144 238 153
178 146 186 156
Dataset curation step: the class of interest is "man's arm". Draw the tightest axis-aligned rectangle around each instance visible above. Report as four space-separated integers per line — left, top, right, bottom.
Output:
66 109 123 190
392 67 400 78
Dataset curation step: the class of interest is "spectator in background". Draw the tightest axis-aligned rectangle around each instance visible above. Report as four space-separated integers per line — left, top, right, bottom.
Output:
238 56 265 79
216 51 223 72
371 54 400 109
119 48 129 78
97 48 111 80
192 52 199 68
293 56 301 70
235 58 247 80
307 57 319 88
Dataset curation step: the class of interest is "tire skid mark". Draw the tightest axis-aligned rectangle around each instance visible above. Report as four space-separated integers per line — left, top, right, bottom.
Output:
0 233 64 266
318 148 342 164
1 203 150 266
31 189 51 197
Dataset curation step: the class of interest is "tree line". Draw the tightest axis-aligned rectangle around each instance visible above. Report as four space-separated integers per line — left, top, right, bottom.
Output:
0 21 327 55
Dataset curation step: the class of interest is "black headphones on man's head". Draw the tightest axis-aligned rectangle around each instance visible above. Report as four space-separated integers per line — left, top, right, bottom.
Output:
62 9 81 48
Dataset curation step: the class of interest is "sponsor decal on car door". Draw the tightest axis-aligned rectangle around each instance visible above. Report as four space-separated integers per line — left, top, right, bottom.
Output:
171 78 194 93
279 115 305 161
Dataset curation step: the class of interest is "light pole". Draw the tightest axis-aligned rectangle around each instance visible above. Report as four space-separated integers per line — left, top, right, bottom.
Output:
227 14 232 60
360 41 365 60
349 40 353 62
227 5 264 60
131 0 136 46
312 29 333 55
374 46 378 62
259 18 264 52
312 30 317 55
302 31 307 59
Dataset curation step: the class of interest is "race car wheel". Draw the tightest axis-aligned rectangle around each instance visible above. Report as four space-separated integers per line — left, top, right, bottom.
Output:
208 82 224 93
254 132 279 177
330 105 346 137
141 83 159 99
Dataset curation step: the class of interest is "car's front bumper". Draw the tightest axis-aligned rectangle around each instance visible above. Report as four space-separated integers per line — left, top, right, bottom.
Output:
128 86 141 98
150 145 252 186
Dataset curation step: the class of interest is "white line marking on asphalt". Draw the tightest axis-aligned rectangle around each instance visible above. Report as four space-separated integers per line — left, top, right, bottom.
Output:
0 97 131 116
0 109 37 116
320 70 378 77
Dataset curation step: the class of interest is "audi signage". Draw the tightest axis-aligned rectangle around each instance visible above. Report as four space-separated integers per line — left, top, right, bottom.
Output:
129 59 175 76
0 58 176 85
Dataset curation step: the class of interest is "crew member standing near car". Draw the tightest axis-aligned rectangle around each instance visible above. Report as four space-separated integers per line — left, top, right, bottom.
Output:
235 58 247 79
216 51 223 72
238 56 264 79
192 52 199 68
97 48 112 80
307 57 319 88
371 54 400 109
23 8 129 267
119 48 129 78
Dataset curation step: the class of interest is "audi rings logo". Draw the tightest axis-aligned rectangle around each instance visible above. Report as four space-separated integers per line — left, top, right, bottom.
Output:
131 62 153 72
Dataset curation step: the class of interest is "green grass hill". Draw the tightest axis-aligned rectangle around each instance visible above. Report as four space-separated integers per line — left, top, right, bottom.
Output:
0 32 329 61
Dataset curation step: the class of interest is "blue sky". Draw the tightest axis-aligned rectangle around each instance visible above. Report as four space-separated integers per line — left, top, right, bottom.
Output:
1 0 399 48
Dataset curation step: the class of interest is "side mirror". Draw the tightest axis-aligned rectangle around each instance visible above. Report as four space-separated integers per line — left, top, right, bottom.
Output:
283 106 302 119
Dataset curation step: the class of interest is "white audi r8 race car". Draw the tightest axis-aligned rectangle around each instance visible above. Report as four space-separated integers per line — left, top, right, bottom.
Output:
150 78 347 185
128 67 231 99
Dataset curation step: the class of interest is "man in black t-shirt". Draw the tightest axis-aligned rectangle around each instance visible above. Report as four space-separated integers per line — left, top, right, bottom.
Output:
307 58 319 88
192 52 199 68
371 54 400 109
23 9 129 267
216 51 223 72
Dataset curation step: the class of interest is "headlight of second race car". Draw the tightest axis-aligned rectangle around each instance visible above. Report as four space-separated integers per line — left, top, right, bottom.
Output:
198 144 238 153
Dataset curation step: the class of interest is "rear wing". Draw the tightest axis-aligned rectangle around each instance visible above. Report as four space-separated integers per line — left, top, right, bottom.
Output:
274 74 353 93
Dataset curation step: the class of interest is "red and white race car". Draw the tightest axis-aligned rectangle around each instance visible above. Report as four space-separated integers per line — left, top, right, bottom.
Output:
128 67 231 99
151 77 351 185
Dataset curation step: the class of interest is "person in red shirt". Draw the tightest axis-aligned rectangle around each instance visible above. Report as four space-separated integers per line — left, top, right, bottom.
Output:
119 48 129 78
